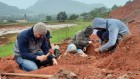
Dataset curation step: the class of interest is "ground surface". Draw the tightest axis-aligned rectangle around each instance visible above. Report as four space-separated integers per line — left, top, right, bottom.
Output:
0 21 140 79
1 0 140 78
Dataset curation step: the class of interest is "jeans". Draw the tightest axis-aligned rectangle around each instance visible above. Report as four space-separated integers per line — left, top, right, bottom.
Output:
66 44 85 54
15 51 54 71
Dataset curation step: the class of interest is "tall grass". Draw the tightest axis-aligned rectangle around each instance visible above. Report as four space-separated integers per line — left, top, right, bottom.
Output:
50 21 91 43
0 42 14 57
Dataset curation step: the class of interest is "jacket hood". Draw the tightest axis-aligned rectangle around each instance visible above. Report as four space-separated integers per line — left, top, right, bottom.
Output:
84 25 93 36
92 18 107 29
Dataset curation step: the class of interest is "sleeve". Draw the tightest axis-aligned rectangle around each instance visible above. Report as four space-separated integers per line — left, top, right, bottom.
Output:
18 34 37 61
41 38 49 55
76 32 89 46
99 25 119 52
47 39 52 48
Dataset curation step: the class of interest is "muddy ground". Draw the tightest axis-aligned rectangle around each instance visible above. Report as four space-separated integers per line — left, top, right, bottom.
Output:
0 21 140 79
1 1 140 77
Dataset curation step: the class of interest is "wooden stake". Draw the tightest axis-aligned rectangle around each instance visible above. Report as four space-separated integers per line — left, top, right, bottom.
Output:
2 73 53 79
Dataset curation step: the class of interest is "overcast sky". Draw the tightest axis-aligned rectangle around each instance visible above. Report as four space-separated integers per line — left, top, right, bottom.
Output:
0 0 130 9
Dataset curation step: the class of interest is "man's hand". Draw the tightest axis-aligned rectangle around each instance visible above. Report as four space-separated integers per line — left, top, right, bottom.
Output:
80 53 88 57
120 34 132 43
88 41 93 44
36 55 47 62
94 48 100 53
83 47 86 51
90 39 97 43
49 49 54 54
52 58 58 65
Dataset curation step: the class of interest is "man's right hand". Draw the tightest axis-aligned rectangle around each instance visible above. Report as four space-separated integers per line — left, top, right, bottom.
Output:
94 48 100 53
52 58 58 65
36 55 47 62
88 41 93 44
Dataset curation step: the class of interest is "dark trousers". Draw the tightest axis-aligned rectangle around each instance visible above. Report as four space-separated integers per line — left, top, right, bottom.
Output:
97 30 118 51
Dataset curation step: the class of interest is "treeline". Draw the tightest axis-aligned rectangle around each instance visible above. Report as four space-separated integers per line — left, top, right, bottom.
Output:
0 5 121 23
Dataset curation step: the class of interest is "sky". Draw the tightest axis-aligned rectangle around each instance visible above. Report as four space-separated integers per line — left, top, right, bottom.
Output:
0 0 130 9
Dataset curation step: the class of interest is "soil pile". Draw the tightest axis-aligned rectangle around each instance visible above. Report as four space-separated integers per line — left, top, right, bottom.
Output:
109 0 140 23
1 1 140 78
0 24 140 78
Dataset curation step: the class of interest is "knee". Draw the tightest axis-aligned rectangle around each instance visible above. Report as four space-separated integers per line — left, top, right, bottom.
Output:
29 66 38 71
47 54 54 60
20 60 39 71
23 65 38 71
66 44 77 52
77 49 84 54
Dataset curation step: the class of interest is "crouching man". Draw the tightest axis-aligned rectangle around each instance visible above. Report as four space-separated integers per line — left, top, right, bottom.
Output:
13 22 58 71
92 18 131 53
64 25 93 57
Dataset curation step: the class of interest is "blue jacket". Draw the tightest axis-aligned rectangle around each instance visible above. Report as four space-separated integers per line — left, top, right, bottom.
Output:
92 18 130 52
13 27 49 61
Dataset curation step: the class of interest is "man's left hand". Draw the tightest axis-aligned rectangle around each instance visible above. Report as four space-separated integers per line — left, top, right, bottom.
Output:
49 49 54 54
83 47 86 51
94 48 100 53
52 58 58 65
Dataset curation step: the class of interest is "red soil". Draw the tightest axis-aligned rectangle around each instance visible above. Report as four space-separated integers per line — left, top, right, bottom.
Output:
109 0 140 23
1 0 140 78
0 22 140 79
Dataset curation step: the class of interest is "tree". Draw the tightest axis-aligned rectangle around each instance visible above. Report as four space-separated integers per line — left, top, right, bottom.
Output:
111 4 119 10
46 15 52 21
80 12 90 21
80 12 88 17
89 7 109 18
57 12 67 22
69 14 79 20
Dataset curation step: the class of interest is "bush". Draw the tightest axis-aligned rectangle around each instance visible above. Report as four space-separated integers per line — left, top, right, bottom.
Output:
57 12 67 22
69 14 79 20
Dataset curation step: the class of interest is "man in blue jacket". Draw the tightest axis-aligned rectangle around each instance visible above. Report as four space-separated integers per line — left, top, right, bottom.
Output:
92 18 131 53
13 22 58 71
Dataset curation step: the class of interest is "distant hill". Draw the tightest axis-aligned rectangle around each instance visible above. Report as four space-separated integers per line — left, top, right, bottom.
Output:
27 0 105 14
0 2 30 16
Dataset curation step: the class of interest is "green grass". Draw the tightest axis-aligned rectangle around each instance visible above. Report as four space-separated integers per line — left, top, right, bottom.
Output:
50 21 91 43
0 42 14 57
0 21 91 57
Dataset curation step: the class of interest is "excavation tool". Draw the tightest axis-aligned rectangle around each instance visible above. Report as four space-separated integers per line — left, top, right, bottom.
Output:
1 73 52 79
0 69 78 79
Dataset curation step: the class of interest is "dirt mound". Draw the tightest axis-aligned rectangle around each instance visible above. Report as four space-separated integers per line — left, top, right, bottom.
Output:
97 35 140 71
89 22 140 72
58 55 95 65
1 23 140 78
1 25 140 79
109 0 140 23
